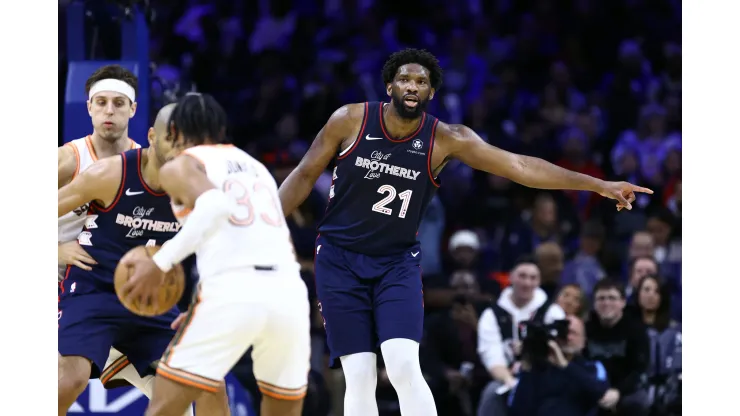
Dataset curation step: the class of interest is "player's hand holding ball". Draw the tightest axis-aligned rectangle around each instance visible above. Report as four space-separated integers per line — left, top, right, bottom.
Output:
115 245 184 317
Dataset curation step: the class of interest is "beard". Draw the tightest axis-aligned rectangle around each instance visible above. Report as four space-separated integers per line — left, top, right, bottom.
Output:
391 92 429 120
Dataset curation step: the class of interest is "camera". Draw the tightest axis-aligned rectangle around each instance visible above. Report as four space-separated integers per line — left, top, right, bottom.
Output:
518 319 569 368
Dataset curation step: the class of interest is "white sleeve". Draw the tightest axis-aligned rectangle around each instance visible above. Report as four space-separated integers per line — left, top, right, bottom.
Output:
544 303 567 323
477 307 507 369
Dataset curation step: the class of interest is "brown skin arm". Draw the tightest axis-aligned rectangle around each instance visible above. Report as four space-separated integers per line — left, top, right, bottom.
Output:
433 123 653 208
58 145 79 189
58 156 123 218
158 155 215 209
278 103 365 216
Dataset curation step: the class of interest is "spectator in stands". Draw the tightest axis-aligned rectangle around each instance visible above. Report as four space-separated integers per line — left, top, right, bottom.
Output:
586 280 651 416
629 231 655 260
418 195 447 276
625 256 659 300
646 209 682 282
631 275 682 415
556 284 586 318
501 193 562 271
534 242 565 298
509 316 620 416
562 221 607 298
477 257 565 416
425 230 497 311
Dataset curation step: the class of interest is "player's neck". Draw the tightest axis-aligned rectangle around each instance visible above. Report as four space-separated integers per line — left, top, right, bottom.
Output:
140 148 163 191
90 130 131 158
383 102 422 139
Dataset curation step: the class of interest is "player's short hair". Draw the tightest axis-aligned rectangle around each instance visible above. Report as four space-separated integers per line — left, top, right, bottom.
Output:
168 93 229 145
84 65 138 101
382 48 443 90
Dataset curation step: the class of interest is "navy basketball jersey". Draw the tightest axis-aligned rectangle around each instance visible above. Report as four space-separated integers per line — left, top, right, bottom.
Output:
60 149 181 296
318 101 440 255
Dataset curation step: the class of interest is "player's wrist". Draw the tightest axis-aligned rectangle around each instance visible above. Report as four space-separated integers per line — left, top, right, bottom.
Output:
151 251 173 273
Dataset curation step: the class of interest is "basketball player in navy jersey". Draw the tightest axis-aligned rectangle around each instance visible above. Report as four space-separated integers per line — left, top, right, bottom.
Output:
278 49 653 416
57 104 229 416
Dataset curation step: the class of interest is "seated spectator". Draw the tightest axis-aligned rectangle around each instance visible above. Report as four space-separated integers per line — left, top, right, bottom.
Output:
534 242 565 298
645 209 682 283
630 275 682 415
477 257 566 416
556 284 586 318
500 193 563 271
509 316 620 416
562 221 607 298
586 280 651 416
424 230 497 312
625 256 659 300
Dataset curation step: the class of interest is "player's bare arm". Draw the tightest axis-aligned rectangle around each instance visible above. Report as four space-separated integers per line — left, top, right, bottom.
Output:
433 123 653 210
58 145 79 189
121 154 234 305
58 156 123 218
278 103 365 216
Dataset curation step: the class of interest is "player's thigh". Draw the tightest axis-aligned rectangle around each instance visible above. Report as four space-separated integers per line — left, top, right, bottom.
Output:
314 243 376 357
159 293 266 391
252 287 311 401
58 355 92 396
115 309 179 378
58 294 120 378
373 264 424 343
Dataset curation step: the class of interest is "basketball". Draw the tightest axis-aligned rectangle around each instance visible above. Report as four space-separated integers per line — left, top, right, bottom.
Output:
114 245 185 317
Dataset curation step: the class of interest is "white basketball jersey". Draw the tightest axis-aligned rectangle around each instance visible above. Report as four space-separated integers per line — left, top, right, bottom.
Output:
58 136 139 280
171 145 299 278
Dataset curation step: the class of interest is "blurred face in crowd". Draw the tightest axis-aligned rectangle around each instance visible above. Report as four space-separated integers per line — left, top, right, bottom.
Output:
629 232 655 259
510 263 541 304
535 242 564 283
630 257 658 290
619 151 639 175
576 111 599 138
533 197 557 229
593 288 625 324
638 276 661 312
580 234 602 256
664 150 681 176
451 246 478 268
88 91 136 143
557 285 583 317
387 63 434 119
646 114 666 137
647 217 672 246
562 315 586 355
450 270 480 299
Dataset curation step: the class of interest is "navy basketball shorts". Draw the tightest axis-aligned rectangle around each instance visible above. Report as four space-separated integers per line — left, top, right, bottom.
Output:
58 289 180 379
314 235 424 366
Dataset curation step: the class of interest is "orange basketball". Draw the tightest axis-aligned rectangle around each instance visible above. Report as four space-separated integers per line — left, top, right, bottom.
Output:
114 245 185 317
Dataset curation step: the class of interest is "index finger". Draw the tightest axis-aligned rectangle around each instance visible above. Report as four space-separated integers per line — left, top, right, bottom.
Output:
630 185 654 194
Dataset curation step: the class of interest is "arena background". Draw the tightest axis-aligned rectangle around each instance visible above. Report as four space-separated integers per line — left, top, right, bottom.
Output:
58 0 682 415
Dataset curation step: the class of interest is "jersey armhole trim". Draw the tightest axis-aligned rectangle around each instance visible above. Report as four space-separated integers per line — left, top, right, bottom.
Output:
137 149 167 196
85 135 99 161
426 118 441 187
91 153 127 212
337 102 369 160
66 142 81 181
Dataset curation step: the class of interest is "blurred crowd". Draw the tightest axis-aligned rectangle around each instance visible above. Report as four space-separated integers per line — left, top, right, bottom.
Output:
59 0 682 415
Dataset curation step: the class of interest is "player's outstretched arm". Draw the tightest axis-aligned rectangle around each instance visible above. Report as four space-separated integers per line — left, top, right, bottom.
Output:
150 155 234 273
278 104 364 216
58 156 122 218
438 123 653 210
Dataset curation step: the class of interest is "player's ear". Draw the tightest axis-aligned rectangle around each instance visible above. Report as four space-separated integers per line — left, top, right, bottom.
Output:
386 84 392 97
147 127 155 146
86 100 92 117
129 101 137 118
429 88 435 100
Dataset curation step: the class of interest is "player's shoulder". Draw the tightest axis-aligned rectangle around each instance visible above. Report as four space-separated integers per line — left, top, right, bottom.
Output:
434 121 474 140
327 103 367 128
81 153 123 178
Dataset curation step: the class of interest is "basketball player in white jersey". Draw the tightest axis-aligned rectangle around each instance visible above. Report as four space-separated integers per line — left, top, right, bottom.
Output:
57 66 212 415
120 93 310 416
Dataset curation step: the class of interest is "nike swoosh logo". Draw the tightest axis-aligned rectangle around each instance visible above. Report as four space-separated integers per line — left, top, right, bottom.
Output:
411 251 419 257
365 134 384 141
126 189 145 196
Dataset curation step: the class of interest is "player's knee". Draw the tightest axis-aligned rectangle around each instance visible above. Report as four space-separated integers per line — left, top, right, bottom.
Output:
58 358 90 400
340 353 377 386
380 339 421 384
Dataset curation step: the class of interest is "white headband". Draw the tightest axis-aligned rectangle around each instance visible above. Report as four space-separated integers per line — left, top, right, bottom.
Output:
88 78 136 103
